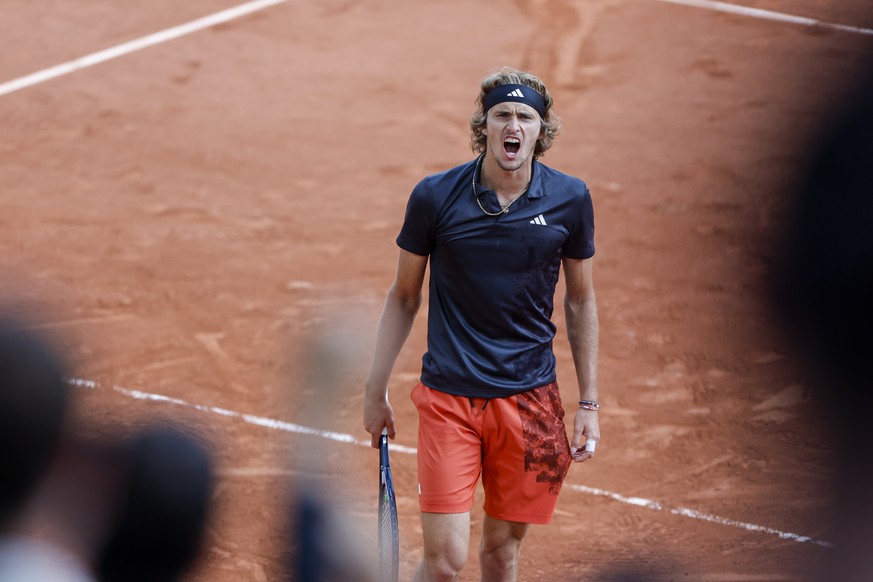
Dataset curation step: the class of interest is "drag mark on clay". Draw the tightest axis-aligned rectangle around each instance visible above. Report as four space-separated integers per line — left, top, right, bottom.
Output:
69 377 831 547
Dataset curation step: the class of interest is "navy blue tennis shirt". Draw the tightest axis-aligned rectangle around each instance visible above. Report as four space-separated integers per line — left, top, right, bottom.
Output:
396 157 595 399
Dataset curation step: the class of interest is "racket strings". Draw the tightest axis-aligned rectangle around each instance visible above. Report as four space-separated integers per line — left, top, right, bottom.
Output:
378 445 400 582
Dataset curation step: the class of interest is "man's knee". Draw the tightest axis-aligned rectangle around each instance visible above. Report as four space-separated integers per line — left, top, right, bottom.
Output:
418 512 470 581
480 538 521 573
479 516 527 577
419 548 468 582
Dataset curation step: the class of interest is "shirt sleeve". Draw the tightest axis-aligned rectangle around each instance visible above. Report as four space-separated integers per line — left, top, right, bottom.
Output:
396 177 437 256
562 182 596 260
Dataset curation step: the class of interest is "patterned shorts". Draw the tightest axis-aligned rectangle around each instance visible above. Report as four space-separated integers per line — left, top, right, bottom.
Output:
411 381 571 525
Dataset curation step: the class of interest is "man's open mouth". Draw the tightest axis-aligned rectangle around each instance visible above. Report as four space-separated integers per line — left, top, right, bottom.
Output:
504 137 520 156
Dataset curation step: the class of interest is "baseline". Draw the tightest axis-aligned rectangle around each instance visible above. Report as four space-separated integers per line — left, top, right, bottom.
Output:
69 377 833 549
1 0 871 99
655 0 873 36
0 0 289 97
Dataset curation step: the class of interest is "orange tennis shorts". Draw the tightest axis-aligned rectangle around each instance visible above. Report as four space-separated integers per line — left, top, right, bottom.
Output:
411 381 571 525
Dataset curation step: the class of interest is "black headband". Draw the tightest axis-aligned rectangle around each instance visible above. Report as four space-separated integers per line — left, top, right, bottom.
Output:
482 84 546 118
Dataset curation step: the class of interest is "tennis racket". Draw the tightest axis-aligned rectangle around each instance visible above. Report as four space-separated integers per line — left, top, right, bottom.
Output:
378 428 399 582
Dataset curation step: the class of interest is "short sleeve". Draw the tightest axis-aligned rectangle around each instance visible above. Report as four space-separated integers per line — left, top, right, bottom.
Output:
396 178 437 256
562 183 595 260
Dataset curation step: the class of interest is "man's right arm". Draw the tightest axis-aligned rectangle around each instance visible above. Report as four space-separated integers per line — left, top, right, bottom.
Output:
363 249 428 448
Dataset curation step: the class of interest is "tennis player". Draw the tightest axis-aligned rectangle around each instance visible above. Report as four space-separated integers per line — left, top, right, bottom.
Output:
363 66 599 581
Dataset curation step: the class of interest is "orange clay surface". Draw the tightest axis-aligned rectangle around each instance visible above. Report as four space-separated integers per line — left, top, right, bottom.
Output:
2 1 872 580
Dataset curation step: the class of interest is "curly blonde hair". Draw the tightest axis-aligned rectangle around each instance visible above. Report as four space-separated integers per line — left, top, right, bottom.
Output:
470 67 561 158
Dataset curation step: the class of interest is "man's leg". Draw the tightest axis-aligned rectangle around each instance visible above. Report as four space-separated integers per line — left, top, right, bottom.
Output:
413 512 471 582
479 515 529 582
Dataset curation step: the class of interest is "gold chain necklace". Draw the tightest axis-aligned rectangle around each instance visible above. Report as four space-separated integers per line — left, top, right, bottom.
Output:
472 155 529 216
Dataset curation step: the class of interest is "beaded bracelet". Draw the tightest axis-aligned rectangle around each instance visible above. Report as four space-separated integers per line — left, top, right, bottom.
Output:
578 400 599 411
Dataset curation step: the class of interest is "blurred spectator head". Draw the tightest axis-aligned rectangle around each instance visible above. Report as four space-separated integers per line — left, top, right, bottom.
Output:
0 318 70 529
97 426 215 582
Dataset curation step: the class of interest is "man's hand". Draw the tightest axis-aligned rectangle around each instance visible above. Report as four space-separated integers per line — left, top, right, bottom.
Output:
570 408 600 463
363 393 395 448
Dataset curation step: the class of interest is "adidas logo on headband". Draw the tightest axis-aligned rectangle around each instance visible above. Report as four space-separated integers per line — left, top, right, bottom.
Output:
482 83 546 117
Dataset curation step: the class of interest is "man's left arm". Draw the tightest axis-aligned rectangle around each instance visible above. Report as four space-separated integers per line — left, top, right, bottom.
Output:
562 256 600 463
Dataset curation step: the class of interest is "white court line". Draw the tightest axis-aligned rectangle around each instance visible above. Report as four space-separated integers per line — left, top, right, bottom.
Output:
70 377 833 548
0 0 289 97
655 0 873 36
568 484 833 547
1 0 871 98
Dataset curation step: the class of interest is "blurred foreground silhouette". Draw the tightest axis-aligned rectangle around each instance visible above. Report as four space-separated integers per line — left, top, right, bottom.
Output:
0 315 215 582
772 57 873 581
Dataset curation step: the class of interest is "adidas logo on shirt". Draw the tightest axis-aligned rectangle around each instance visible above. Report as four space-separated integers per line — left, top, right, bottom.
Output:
530 214 547 226
507 88 525 98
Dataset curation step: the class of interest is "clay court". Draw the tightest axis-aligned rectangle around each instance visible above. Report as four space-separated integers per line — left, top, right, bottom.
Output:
2 0 872 579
